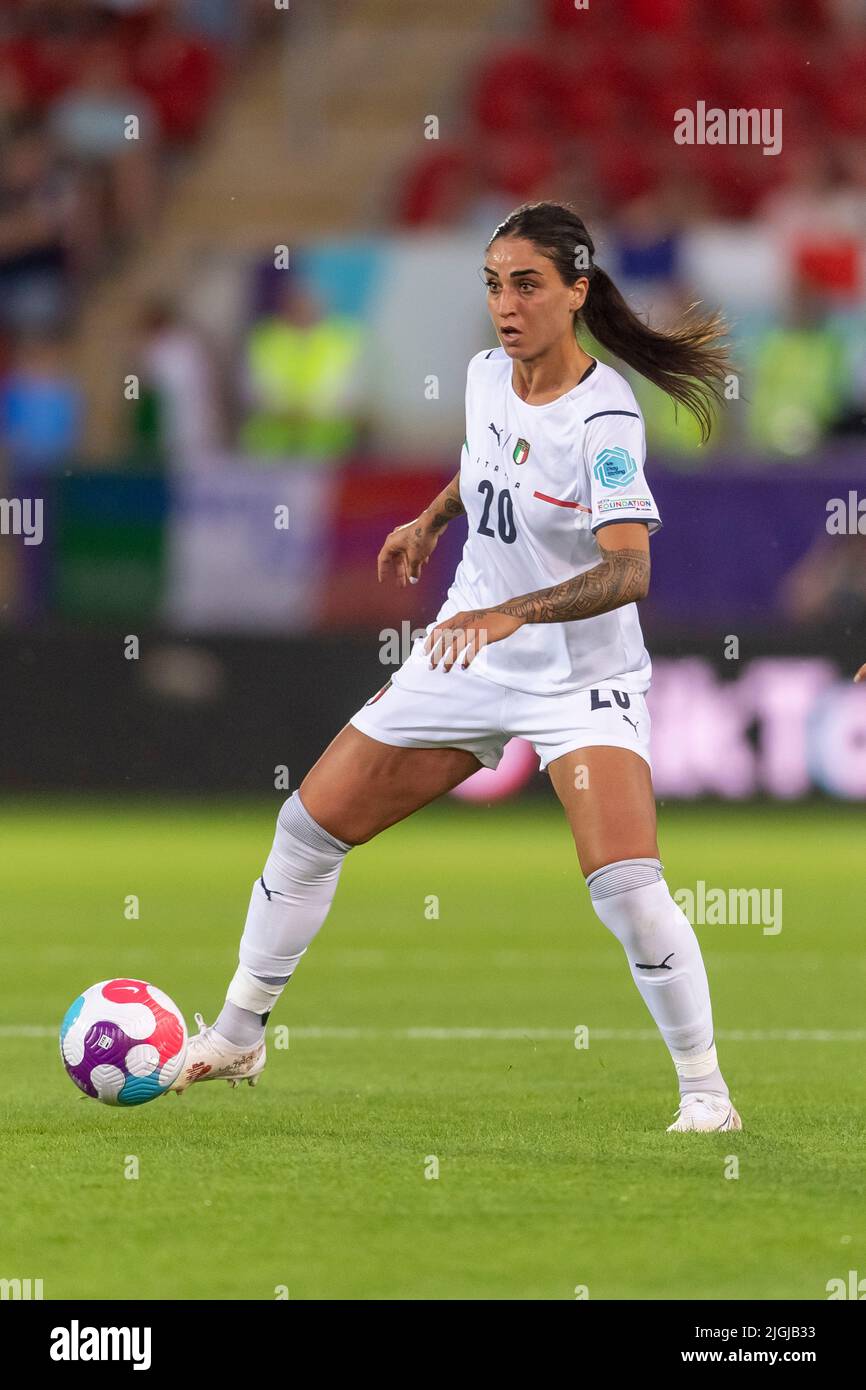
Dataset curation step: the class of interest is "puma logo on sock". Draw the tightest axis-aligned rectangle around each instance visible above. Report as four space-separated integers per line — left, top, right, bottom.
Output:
260 876 288 902
635 951 675 970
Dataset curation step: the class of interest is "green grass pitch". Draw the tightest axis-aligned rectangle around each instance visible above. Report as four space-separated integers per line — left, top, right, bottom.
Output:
1 796 864 1300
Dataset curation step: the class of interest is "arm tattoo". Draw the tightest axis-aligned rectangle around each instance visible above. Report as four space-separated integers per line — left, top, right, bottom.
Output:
495 547 650 623
419 475 465 536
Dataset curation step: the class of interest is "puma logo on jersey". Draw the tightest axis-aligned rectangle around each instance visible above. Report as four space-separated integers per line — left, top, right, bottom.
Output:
622 714 639 735
488 422 503 445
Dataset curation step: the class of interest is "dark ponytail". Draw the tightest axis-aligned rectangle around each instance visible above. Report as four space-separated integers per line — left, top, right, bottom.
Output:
487 201 732 443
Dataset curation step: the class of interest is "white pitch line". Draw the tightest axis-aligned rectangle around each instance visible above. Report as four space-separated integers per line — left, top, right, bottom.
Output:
3 1026 865 1042
294 1027 866 1043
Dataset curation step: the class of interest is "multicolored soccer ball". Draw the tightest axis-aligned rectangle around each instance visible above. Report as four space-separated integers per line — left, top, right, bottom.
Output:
59 979 187 1106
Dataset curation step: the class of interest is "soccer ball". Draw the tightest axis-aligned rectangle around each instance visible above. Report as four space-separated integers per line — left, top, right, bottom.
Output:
59 979 187 1106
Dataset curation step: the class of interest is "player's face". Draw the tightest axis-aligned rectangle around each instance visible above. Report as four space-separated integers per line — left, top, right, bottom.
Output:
484 237 588 359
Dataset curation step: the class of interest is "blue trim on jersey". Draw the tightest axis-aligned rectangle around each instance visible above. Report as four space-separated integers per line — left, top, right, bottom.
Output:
584 409 641 423
485 349 496 359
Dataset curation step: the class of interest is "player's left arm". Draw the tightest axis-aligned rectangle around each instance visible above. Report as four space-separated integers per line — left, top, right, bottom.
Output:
497 522 650 622
425 522 650 670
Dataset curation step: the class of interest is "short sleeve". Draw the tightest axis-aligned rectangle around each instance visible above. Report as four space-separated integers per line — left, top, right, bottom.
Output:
584 409 662 535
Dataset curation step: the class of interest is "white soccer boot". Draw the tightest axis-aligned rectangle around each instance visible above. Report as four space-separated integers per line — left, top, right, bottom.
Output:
666 1091 742 1132
170 1013 266 1093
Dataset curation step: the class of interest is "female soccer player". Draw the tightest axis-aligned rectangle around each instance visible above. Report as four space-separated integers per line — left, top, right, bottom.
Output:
173 201 741 1132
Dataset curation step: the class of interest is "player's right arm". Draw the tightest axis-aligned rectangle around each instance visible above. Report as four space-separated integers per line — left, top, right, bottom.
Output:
377 472 465 588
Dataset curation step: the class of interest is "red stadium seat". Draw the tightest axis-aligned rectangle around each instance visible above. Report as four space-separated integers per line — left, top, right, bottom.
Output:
552 73 631 137
132 32 222 145
592 133 660 207
794 238 862 298
700 0 783 30
470 44 561 135
543 0 618 34
622 0 694 33
695 146 778 219
395 146 473 226
8 33 88 105
548 36 639 137
633 45 728 134
821 44 866 135
783 0 833 30
717 32 809 115
480 130 559 200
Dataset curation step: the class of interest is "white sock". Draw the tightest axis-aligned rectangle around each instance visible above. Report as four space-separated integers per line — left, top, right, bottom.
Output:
214 791 351 1046
587 858 729 1098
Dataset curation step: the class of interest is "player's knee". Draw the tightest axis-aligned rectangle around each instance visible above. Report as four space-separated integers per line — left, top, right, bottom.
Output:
294 781 366 848
261 790 353 894
276 790 353 857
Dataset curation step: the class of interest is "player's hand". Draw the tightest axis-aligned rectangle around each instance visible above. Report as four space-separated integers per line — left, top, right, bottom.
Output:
855 663 866 683
377 518 439 587
424 609 524 671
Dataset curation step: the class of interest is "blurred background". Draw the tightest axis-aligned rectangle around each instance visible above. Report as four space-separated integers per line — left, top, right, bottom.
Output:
1 0 866 800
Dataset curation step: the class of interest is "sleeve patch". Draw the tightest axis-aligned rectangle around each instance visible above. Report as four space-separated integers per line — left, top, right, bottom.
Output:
593 446 637 489
595 496 655 515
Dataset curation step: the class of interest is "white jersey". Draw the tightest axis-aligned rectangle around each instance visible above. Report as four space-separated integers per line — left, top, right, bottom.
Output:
422 346 662 696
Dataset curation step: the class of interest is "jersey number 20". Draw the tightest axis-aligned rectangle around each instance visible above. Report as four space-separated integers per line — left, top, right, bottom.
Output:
477 481 517 544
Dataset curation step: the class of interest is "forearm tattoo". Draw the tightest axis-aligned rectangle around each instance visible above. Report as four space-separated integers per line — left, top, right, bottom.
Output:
422 476 465 535
495 547 650 623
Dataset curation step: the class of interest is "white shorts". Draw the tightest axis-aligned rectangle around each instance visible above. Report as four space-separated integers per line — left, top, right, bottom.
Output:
349 656 652 774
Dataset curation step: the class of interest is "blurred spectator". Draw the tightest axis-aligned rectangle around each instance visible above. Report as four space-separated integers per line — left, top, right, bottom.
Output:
781 532 866 635
133 300 224 464
48 35 159 247
747 279 848 455
95 2 159 13
828 137 866 241
0 122 82 333
239 274 368 462
131 15 222 147
0 59 33 145
619 285 711 459
0 330 83 477
177 0 249 45
613 187 685 284
755 143 849 242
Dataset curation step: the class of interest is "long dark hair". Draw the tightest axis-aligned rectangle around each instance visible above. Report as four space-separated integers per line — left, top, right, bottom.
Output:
487 201 731 442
